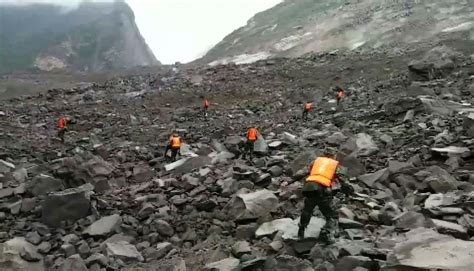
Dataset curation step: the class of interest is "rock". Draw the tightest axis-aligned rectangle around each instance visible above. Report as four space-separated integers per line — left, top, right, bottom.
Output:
268 165 283 177
268 141 283 149
60 243 76 257
269 241 283 252
357 168 388 187
463 113 474 137
37 242 51 254
204 257 240 271
41 185 92 227
105 241 144 263
378 202 401 225
165 158 189 171
62 234 80 245
403 109 415 123
13 168 27 182
0 188 14 199
20 245 42 262
340 155 366 178
133 164 153 182
26 174 63 196
267 255 314 271
383 97 423 116
154 242 172 260
282 132 298 145
235 223 258 240
153 219 174 237
196 199 218 212
326 132 348 146
55 254 88 271
77 241 90 257
334 256 377 271
83 214 122 236
256 217 325 240
424 166 459 193
408 46 461 81
25 232 41 245
431 219 468 239
394 211 433 230
231 241 251 257
85 253 108 267
354 133 379 156
424 192 458 209
211 151 235 165
0 159 15 173
339 218 364 229
253 132 268 154
387 228 474 269
431 146 470 156
229 189 278 221
1 237 44 270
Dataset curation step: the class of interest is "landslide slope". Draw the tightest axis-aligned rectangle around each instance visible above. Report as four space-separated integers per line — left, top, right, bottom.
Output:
199 0 474 65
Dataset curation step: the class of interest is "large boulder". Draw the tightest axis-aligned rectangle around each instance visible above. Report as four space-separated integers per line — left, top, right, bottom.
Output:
387 228 474 269
41 184 92 227
408 46 462 81
204 257 240 271
26 174 63 196
229 189 278 221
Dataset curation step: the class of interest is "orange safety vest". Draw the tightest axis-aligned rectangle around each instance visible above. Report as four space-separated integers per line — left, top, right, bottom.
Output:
57 117 66 129
170 136 181 148
247 128 257 141
337 90 344 99
306 157 339 187
304 103 313 111
204 99 209 108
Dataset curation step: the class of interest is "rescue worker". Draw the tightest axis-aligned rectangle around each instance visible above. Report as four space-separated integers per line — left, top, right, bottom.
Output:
302 101 313 121
298 150 352 243
202 96 210 118
57 116 68 142
244 126 258 159
164 133 181 161
335 86 345 106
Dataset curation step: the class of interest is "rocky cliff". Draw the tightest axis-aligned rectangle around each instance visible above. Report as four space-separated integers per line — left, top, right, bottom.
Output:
199 0 474 65
0 1 159 74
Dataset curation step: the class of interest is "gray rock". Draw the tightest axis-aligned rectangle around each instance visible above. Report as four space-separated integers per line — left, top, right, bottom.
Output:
394 211 433 230
268 165 283 177
41 185 91 227
256 217 325 240
387 228 474 269
77 240 90 257
37 242 51 254
355 133 379 156
62 234 80 245
267 255 314 271
282 132 298 145
153 219 174 237
254 132 268 154
334 256 377 271
25 232 41 245
339 218 364 229
463 112 474 137
85 253 108 267
0 159 15 174
0 188 14 199
154 242 172 260
326 132 348 146
357 168 388 187
432 219 468 239
425 166 459 193
378 202 401 225
0 238 45 271
235 223 258 240
424 192 458 209
55 254 88 271
26 174 63 196
13 168 27 182
229 189 278 221
165 158 190 171
61 243 76 257
83 214 122 236
20 245 42 262
204 257 240 271
105 241 144 263
231 241 251 257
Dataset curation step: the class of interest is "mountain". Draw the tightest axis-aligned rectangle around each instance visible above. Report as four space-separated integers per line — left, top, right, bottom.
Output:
0 1 159 74
199 0 474 65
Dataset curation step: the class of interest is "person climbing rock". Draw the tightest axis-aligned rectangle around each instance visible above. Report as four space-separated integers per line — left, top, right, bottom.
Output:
298 149 352 243
164 133 182 161
57 116 68 142
302 101 313 121
244 126 258 159
335 86 345 106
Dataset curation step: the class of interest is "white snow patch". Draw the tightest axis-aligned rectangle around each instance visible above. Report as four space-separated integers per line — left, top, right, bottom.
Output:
442 22 474 33
208 52 271 66
274 32 312 51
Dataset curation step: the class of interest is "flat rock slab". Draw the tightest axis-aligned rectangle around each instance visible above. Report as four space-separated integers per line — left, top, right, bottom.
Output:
256 217 325 240
387 228 474 270
431 146 470 156
105 241 143 263
83 214 122 236
204 257 240 271
230 189 278 221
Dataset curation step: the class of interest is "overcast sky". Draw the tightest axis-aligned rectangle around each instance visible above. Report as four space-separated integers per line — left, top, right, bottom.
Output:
0 0 281 63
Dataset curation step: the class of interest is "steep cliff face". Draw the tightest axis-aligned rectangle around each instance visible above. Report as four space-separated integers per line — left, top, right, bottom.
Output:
0 1 159 74
199 0 474 65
